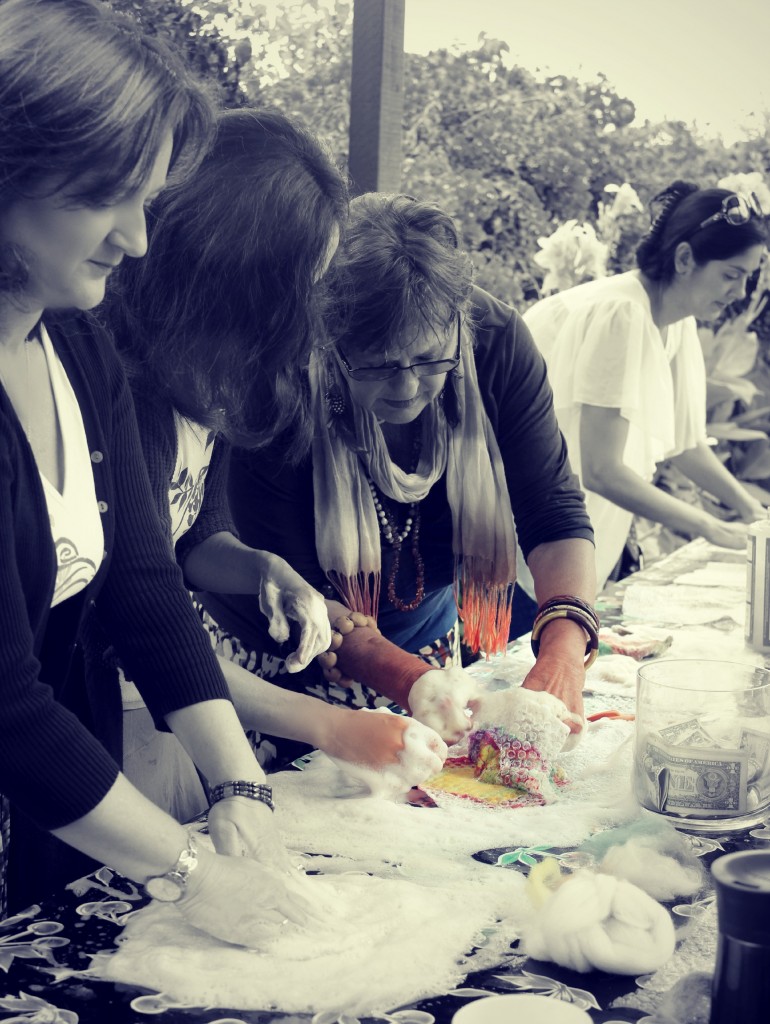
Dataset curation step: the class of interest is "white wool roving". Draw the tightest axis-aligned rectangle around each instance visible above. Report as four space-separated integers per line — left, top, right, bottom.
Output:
91 870 500 1016
586 653 639 693
87 706 640 1017
520 870 676 975
598 835 703 902
317 707 447 798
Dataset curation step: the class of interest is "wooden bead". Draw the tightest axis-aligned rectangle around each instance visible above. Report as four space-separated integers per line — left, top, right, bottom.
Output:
349 611 369 627
328 630 344 652
326 667 343 683
333 616 355 635
317 651 337 669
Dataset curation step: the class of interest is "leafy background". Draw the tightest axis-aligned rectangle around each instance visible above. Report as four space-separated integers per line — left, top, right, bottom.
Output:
108 0 770 536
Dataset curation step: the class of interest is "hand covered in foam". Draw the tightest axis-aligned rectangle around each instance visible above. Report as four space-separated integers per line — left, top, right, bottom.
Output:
322 704 422 771
208 791 292 873
325 707 447 798
408 667 479 745
520 652 586 750
468 686 572 800
257 552 331 672
177 843 311 948
521 865 675 975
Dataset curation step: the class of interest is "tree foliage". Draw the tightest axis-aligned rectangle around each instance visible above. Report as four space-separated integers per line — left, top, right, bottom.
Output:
106 0 248 106
119 0 770 309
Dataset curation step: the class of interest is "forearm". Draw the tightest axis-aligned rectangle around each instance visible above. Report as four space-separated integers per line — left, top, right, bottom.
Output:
527 538 596 606
587 460 713 538
320 603 432 708
52 773 190 883
670 441 761 518
181 532 269 594
218 654 338 747
526 538 597 661
165 699 266 787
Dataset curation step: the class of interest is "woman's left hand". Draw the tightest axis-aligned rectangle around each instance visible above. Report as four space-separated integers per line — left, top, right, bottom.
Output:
258 554 332 672
408 667 479 745
521 652 585 737
208 796 293 873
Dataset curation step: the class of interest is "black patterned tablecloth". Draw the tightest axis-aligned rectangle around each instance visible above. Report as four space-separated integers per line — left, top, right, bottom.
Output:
3 817 770 1024
2 540 768 1023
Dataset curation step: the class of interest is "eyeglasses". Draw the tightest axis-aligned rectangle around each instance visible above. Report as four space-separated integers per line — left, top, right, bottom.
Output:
698 192 764 231
336 318 462 382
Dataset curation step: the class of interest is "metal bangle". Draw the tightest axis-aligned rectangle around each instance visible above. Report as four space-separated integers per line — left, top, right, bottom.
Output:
209 780 275 812
531 606 599 666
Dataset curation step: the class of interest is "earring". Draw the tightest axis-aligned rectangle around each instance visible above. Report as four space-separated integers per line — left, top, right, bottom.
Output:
325 386 345 417
325 380 345 417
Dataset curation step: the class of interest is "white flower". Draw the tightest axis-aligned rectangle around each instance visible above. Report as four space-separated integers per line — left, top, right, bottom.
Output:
601 182 644 219
534 220 608 293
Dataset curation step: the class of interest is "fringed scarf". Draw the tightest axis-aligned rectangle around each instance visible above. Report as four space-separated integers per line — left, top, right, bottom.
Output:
310 333 518 655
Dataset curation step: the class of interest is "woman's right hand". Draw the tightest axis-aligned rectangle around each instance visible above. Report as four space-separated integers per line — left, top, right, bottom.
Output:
321 705 446 771
700 517 748 550
321 705 410 766
178 844 310 948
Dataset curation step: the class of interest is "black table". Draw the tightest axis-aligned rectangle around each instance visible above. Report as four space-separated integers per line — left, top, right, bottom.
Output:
2 540 768 1022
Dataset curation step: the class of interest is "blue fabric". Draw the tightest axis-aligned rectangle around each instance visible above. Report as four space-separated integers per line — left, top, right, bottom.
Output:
508 583 538 641
381 585 458 652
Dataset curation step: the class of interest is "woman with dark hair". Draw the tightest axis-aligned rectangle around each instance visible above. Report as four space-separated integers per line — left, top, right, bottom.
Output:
99 109 444 816
0 0 307 938
515 180 767 606
197 193 597 756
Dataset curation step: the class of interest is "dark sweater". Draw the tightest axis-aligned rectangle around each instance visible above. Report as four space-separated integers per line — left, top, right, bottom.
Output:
0 311 230 833
201 286 593 657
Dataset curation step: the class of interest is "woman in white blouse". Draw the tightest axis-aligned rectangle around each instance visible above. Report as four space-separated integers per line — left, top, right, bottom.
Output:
517 180 766 603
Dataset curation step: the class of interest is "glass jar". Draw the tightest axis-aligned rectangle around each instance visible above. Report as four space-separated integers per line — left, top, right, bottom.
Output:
634 659 770 833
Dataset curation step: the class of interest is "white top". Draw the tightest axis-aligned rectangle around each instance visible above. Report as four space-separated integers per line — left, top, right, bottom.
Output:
121 412 214 709
168 412 216 542
35 326 104 608
516 271 707 594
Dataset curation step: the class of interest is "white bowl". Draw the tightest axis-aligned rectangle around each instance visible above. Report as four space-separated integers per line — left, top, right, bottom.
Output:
451 993 593 1024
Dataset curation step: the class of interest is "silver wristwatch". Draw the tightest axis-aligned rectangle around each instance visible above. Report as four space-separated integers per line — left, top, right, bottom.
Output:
144 835 199 903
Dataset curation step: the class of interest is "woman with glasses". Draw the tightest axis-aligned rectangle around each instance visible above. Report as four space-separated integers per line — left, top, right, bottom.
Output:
197 192 597 753
515 179 767 612
96 110 444 816
0 0 311 937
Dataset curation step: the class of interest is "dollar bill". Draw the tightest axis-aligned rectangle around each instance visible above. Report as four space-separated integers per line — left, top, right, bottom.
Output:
740 727 770 811
659 717 717 747
640 739 748 816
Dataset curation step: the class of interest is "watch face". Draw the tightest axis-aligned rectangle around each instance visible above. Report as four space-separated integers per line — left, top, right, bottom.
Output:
145 874 184 903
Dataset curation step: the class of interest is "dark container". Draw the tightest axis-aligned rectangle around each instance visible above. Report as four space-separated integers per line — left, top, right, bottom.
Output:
710 850 770 1024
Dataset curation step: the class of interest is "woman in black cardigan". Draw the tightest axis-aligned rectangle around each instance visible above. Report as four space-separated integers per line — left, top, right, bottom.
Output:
0 0 305 939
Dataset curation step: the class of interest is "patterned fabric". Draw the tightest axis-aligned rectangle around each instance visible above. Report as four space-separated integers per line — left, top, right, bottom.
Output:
120 413 216 711
168 413 215 543
193 600 460 770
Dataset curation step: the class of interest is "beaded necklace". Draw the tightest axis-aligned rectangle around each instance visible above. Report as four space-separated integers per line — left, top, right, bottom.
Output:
366 427 426 613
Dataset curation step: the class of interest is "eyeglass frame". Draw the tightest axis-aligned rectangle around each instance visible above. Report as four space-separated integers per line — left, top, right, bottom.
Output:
698 192 764 232
335 316 463 382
